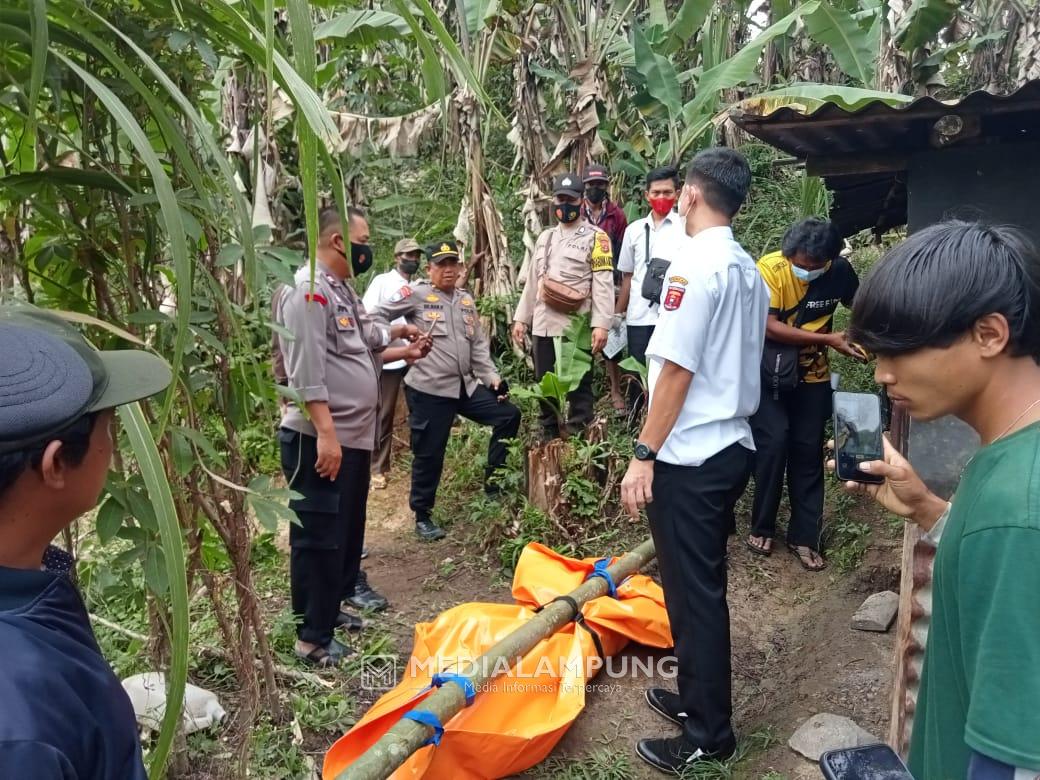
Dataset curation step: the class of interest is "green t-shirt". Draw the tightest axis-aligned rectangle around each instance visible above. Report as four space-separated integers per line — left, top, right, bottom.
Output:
908 421 1040 778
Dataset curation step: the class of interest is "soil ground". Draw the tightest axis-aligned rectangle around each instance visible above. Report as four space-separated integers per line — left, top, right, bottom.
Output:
345 459 902 780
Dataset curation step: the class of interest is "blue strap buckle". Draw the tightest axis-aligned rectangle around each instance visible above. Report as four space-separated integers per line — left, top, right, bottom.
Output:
401 709 445 746
430 672 476 707
585 557 619 598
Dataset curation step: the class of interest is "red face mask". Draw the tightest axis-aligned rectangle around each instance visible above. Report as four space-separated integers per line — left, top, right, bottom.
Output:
648 197 676 217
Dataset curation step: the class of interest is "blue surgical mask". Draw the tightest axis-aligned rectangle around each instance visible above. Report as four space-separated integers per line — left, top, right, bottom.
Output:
792 264 828 282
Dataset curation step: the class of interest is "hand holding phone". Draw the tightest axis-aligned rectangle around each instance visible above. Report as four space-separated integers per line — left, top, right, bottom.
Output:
833 391 885 485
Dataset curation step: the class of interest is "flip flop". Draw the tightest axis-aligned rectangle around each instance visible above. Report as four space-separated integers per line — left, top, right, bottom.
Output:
787 544 826 572
745 536 772 557
295 644 339 669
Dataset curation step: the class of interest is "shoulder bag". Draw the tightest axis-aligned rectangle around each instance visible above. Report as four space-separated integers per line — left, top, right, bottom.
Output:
761 285 815 400
640 222 671 306
538 229 588 314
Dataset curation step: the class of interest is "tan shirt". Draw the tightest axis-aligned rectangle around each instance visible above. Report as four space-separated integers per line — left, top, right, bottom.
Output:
275 263 390 450
513 218 615 336
375 281 499 399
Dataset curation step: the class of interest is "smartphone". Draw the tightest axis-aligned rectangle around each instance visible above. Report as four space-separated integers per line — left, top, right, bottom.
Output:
820 744 913 780
833 391 885 484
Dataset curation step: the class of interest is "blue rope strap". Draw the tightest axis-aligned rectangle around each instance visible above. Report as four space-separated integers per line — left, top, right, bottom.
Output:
401 709 444 746
585 558 619 598
430 673 476 706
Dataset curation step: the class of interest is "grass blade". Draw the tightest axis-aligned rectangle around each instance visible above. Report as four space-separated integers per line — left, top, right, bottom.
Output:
118 402 188 780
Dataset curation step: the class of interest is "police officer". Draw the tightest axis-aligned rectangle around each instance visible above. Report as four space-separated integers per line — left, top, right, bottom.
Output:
275 206 428 667
375 240 521 542
511 172 615 440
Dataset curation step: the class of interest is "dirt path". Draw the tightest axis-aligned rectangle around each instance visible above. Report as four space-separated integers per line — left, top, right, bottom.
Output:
354 466 901 779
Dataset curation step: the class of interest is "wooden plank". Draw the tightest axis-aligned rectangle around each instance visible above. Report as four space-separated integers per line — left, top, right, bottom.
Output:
806 153 909 177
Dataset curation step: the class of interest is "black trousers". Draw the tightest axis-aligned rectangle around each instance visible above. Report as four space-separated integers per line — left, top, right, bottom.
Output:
750 380 832 547
532 334 594 436
405 383 521 522
648 444 752 752
279 429 369 646
624 324 655 411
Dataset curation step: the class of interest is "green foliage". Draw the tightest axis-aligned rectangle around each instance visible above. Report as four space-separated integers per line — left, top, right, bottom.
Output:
535 747 634 779
804 2 881 85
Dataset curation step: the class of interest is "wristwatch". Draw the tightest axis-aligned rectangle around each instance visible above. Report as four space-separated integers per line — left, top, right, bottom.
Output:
634 442 657 461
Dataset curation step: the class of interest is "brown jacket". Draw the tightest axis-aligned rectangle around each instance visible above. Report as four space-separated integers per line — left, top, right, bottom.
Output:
513 218 615 336
375 281 499 399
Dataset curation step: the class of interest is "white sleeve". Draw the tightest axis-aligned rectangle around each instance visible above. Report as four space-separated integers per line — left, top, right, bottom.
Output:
617 222 638 274
645 271 715 374
922 502 952 546
361 274 384 310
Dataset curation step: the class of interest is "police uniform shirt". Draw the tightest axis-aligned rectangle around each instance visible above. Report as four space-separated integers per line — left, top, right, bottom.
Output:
276 263 391 450
362 268 422 372
0 549 147 779
616 210 683 326
756 251 859 383
375 282 498 399
646 226 770 467
513 218 615 337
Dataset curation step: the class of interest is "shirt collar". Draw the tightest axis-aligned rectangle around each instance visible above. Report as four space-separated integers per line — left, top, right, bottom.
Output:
688 225 734 242
0 545 71 611
644 211 680 228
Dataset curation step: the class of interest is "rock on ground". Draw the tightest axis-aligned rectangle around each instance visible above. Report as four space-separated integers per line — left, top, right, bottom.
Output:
788 713 881 761
851 590 899 632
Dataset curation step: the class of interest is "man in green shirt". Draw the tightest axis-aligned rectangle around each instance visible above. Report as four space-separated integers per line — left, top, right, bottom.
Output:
836 220 1040 779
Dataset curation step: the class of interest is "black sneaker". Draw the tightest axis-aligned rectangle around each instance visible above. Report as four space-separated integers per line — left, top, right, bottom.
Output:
645 688 687 726
415 518 446 542
636 735 735 774
335 610 363 631
344 570 389 612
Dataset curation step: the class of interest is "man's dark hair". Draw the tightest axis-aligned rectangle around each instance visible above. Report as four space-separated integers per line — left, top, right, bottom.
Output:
318 206 366 237
685 148 751 218
850 221 1040 362
645 165 679 190
0 413 99 500
782 217 842 265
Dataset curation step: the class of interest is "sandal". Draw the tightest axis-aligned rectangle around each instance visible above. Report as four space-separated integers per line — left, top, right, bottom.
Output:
787 544 826 572
295 643 340 669
745 535 772 557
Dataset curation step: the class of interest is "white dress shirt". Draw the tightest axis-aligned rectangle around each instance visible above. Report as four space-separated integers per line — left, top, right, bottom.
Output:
616 211 683 326
362 268 415 371
646 226 770 467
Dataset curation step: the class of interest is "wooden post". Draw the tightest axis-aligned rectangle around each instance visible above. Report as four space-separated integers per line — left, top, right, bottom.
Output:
336 538 657 780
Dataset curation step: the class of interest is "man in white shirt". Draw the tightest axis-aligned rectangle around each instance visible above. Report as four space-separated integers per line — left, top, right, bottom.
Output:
621 148 769 773
615 166 683 412
361 237 423 489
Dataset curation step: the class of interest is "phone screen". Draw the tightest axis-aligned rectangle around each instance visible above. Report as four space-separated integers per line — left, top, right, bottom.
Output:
821 744 913 780
833 391 884 484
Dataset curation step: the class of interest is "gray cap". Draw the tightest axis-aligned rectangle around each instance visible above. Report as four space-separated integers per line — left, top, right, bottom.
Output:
0 305 173 453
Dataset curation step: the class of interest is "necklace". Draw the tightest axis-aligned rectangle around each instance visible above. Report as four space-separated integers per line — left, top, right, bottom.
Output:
992 397 1040 443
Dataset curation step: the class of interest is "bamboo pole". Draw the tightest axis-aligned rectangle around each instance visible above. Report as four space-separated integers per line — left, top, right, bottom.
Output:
337 538 658 780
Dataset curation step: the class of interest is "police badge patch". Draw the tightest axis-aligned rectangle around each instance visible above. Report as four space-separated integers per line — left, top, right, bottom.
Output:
388 286 412 304
663 284 685 311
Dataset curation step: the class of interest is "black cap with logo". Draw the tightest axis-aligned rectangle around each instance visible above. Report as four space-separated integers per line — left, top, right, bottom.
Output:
425 240 461 263
583 164 610 184
552 173 583 199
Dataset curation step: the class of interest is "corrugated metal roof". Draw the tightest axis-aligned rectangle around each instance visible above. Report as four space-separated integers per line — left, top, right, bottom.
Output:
731 81 1040 236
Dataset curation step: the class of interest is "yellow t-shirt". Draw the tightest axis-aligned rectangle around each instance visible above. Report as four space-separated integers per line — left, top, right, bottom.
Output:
756 250 859 383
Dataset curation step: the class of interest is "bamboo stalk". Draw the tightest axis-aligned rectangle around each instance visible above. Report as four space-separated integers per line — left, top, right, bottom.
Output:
337 538 657 780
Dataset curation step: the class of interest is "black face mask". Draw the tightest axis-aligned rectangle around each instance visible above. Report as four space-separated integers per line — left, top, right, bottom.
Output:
350 242 373 275
585 186 608 204
399 258 420 276
554 202 581 224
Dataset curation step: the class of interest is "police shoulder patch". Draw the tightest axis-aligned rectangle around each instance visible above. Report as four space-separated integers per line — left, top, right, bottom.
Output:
590 230 613 273
663 284 686 311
